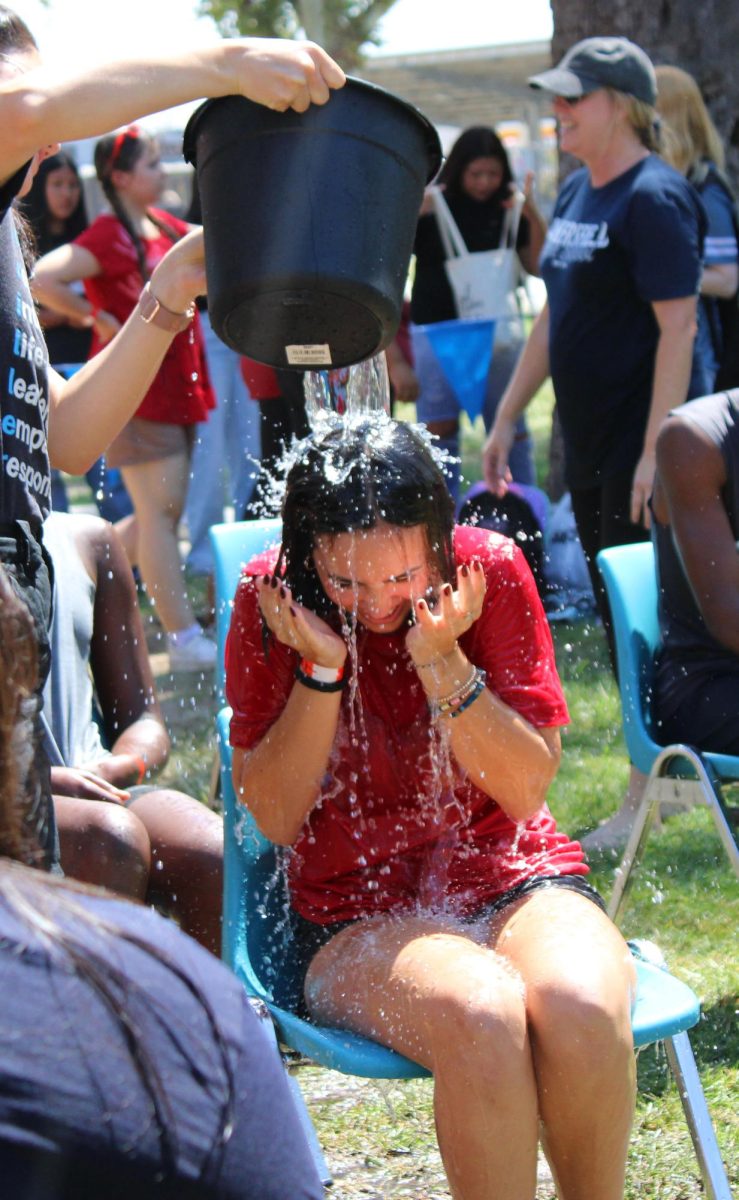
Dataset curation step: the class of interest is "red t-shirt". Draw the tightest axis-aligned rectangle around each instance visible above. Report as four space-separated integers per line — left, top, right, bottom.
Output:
74 210 214 425
226 525 585 924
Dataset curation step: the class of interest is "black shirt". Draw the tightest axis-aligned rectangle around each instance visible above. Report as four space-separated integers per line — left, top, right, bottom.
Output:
411 190 530 325
0 164 52 525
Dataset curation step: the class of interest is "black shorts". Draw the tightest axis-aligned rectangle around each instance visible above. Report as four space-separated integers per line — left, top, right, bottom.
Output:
273 874 605 1019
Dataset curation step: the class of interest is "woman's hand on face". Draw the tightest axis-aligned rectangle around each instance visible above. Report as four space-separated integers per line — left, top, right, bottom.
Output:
258 576 347 669
406 561 486 665
229 39 346 114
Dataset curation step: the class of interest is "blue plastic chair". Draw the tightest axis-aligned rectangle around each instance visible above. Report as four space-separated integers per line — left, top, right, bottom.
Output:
211 521 731 1198
597 542 739 924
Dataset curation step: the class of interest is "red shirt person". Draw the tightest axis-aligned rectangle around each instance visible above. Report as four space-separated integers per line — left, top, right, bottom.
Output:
224 417 636 1200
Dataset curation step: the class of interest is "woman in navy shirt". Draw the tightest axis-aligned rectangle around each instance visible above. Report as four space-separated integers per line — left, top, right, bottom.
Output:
482 37 705 664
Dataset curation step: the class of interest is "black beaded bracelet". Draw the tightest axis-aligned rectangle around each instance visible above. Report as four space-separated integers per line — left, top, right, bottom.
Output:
295 666 346 693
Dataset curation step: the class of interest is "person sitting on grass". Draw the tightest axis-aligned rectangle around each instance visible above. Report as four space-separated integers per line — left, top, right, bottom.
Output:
43 510 223 953
0 560 325 1199
226 416 637 1200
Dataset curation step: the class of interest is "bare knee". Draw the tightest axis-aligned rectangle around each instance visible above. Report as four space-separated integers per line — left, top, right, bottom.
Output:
308 930 529 1082
427 963 529 1079
129 788 223 880
59 801 151 897
527 972 634 1066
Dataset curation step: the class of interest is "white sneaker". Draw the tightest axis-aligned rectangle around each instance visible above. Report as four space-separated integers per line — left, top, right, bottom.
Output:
168 629 217 672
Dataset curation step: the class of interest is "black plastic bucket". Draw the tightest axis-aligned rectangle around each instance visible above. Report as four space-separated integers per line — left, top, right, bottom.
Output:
183 78 441 369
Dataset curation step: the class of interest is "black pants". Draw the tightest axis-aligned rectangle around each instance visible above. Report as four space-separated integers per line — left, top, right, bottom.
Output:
570 470 648 674
0 522 59 870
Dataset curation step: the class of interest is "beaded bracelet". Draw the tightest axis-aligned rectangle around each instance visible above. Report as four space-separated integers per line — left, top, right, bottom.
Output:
447 671 487 719
430 668 486 718
433 666 478 714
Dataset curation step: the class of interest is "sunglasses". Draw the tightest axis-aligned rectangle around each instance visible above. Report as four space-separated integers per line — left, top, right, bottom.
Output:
555 94 588 106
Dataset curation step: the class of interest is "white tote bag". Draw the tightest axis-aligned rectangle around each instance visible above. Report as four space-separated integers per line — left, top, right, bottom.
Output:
431 187 525 345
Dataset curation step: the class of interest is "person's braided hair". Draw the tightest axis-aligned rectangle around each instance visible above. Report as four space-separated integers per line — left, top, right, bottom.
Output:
94 130 182 282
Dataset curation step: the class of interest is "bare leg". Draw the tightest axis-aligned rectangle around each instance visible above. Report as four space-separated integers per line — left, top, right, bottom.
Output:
54 794 150 899
121 451 195 633
490 888 637 1200
306 913 538 1200
127 788 223 954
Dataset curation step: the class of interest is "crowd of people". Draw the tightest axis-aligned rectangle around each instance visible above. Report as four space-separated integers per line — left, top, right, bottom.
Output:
0 3 736 1196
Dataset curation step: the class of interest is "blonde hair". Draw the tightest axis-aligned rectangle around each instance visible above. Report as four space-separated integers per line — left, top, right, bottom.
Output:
606 89 661 152
655 64 725 174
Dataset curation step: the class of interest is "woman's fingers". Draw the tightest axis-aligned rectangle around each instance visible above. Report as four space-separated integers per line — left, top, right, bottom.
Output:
257 576 346 663
455 562 485 623
237 39 345 113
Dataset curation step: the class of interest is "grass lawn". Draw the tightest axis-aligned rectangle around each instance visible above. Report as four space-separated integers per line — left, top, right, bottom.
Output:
68 392 737 1198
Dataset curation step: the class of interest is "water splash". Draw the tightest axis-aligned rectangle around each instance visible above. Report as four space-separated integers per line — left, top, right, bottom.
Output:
303 354 391 431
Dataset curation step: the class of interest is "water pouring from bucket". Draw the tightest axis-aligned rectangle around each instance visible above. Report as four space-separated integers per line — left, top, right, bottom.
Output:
304 354 391 432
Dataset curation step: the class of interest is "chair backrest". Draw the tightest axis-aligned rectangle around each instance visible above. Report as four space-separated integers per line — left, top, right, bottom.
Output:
597 542 662 774
209 518 282 703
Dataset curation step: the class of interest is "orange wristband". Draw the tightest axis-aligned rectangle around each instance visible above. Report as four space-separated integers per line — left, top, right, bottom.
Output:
133 756 147 785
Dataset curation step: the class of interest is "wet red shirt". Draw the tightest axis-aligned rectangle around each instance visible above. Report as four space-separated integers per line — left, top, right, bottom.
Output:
226 525 585 923
75 210 214 425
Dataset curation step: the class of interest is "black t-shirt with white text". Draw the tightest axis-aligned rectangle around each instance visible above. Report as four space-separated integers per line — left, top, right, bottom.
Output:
0 165 51 526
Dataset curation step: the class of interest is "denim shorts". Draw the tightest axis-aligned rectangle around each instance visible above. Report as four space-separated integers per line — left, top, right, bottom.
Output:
278 874 605 1018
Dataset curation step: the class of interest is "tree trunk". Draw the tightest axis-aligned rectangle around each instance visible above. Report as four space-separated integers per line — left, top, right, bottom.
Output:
550 0 739 187
544 0 739 497
297 0 326 44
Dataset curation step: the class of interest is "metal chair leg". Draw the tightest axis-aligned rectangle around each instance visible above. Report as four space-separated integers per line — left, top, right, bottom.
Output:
664 1032 733 1200
608 772 664 921
609 745 739 922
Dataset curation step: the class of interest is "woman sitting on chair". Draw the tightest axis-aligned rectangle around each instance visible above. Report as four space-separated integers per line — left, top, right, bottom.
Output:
226 417 636 1200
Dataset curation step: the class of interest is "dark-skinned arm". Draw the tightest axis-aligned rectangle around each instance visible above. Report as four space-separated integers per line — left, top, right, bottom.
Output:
83 515 170 786
653 415 739 654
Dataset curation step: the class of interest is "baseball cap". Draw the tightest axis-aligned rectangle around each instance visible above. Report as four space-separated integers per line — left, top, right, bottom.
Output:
528 37 657 105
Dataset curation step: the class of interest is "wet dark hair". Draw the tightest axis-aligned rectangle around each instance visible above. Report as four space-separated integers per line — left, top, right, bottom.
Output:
438 125 514 201
94 129 177 281
278 418 456 619
21 150 88 255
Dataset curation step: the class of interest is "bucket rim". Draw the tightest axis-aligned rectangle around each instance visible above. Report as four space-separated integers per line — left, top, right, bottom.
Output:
183 75 443 183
